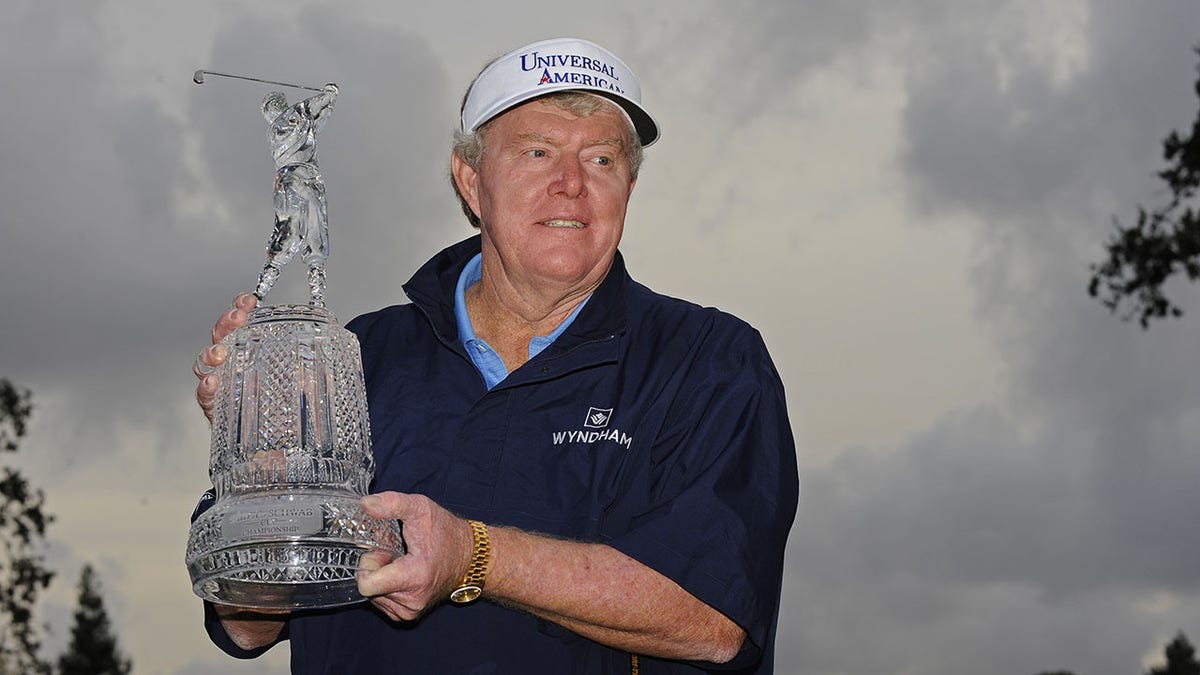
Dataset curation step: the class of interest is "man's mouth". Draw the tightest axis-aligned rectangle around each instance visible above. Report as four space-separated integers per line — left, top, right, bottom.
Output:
542 219 585 229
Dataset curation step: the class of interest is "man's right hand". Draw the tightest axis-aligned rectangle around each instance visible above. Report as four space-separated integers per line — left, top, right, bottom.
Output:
194 293 258 422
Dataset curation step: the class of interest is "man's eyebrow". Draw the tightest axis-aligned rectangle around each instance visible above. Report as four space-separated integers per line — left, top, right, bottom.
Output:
590 136 627 150
514 132 555 145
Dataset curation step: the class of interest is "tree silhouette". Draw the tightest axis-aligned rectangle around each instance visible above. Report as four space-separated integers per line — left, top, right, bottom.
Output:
1147 632 1200 675
0 379 53 674
57 564 132 675
1089 45 1200 327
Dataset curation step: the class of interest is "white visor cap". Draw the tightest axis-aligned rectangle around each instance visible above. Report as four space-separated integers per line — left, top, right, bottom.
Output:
461 37 659 147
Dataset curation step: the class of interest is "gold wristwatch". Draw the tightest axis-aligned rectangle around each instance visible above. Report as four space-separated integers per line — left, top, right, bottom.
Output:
449 520 491 604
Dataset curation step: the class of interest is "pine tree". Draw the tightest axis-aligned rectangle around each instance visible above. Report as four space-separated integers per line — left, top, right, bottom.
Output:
0 379 53 675
1147 632 1200 675
56 565 131 675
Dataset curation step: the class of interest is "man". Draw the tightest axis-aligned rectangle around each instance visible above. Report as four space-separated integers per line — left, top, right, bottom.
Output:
194 37 798 673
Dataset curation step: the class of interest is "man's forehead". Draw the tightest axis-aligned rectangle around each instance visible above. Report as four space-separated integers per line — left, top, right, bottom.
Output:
488 97 632 143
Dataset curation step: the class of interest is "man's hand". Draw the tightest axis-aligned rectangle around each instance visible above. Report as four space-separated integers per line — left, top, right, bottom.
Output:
211 603 290 651
356 492 476 622
193 293 257 422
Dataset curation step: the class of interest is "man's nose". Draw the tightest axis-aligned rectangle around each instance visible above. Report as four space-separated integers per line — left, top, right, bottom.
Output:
549 157 587 198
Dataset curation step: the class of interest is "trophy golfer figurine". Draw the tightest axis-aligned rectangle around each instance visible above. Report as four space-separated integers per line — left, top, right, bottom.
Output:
186 71 403 610
256 84 338 307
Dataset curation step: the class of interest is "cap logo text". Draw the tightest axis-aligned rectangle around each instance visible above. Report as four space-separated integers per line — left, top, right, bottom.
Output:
520 51 620 80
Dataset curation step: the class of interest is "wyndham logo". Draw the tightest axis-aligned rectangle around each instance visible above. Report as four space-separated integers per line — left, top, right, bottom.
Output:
551 407 633 449
584 407 612 429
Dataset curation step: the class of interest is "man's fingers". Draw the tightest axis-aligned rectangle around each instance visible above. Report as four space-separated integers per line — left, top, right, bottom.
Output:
195 294 255 423
360 568 427 623
368 597 401 621
193 354 212 378
213 308 244 344
196 373 218 399
368 595 414 622
357 555 407 599
194 344 227 422
235 292 258 311
211 293 258 344
195 374 217 422
361 492 418 521
358 549 396 573
193 344 228 379
374 595 425 623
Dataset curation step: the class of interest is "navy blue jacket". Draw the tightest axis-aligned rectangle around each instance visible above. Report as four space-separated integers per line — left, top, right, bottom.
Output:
206 236 799 673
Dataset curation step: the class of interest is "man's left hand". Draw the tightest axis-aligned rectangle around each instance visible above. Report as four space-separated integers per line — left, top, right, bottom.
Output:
357 492 476 622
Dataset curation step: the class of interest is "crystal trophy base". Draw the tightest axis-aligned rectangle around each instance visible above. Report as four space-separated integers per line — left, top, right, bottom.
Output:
186 305 403 610
187 489 402 609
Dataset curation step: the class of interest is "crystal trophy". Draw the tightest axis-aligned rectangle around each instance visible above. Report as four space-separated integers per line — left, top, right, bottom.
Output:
186 81 404 609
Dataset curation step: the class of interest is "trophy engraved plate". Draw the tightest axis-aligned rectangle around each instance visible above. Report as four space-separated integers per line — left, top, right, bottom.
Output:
186 78 403 610
222 502 325 541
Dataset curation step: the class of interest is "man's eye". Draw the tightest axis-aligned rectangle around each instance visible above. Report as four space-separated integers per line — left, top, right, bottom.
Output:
592 156 612 166
527 149 547 158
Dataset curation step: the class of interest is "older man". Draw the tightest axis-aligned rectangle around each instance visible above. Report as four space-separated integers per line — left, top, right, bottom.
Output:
194 37 798 673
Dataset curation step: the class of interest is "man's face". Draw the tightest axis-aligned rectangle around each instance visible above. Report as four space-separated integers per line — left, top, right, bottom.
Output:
453 98 636 297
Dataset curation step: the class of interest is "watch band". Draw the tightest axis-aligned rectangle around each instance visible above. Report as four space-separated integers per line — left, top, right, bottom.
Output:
449 520 491 604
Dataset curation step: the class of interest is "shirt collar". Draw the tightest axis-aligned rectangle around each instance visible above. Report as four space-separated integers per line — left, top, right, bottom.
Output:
453 252 591 389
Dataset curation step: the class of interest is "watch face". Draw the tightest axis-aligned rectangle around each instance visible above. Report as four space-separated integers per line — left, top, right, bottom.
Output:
450 585 483 604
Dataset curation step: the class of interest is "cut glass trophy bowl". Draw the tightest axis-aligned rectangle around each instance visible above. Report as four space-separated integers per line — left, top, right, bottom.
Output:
186 304 403 609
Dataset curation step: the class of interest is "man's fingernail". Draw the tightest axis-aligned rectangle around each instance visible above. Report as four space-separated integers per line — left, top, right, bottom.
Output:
362 495 381 509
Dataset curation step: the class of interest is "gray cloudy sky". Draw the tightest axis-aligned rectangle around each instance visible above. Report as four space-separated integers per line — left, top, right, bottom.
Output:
2 1 1199 673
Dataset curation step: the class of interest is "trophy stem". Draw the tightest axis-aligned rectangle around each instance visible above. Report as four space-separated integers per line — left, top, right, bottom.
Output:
307 262 327 308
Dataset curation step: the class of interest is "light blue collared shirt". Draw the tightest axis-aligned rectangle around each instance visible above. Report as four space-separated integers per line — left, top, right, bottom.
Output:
454 253 590 390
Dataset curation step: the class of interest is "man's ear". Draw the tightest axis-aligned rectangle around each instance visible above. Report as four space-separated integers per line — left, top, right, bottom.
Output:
451 153 482 220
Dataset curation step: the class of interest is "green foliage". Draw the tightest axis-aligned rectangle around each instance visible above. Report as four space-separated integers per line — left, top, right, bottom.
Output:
1089 46 1200 327
57 565 132 675
0 379 53 675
